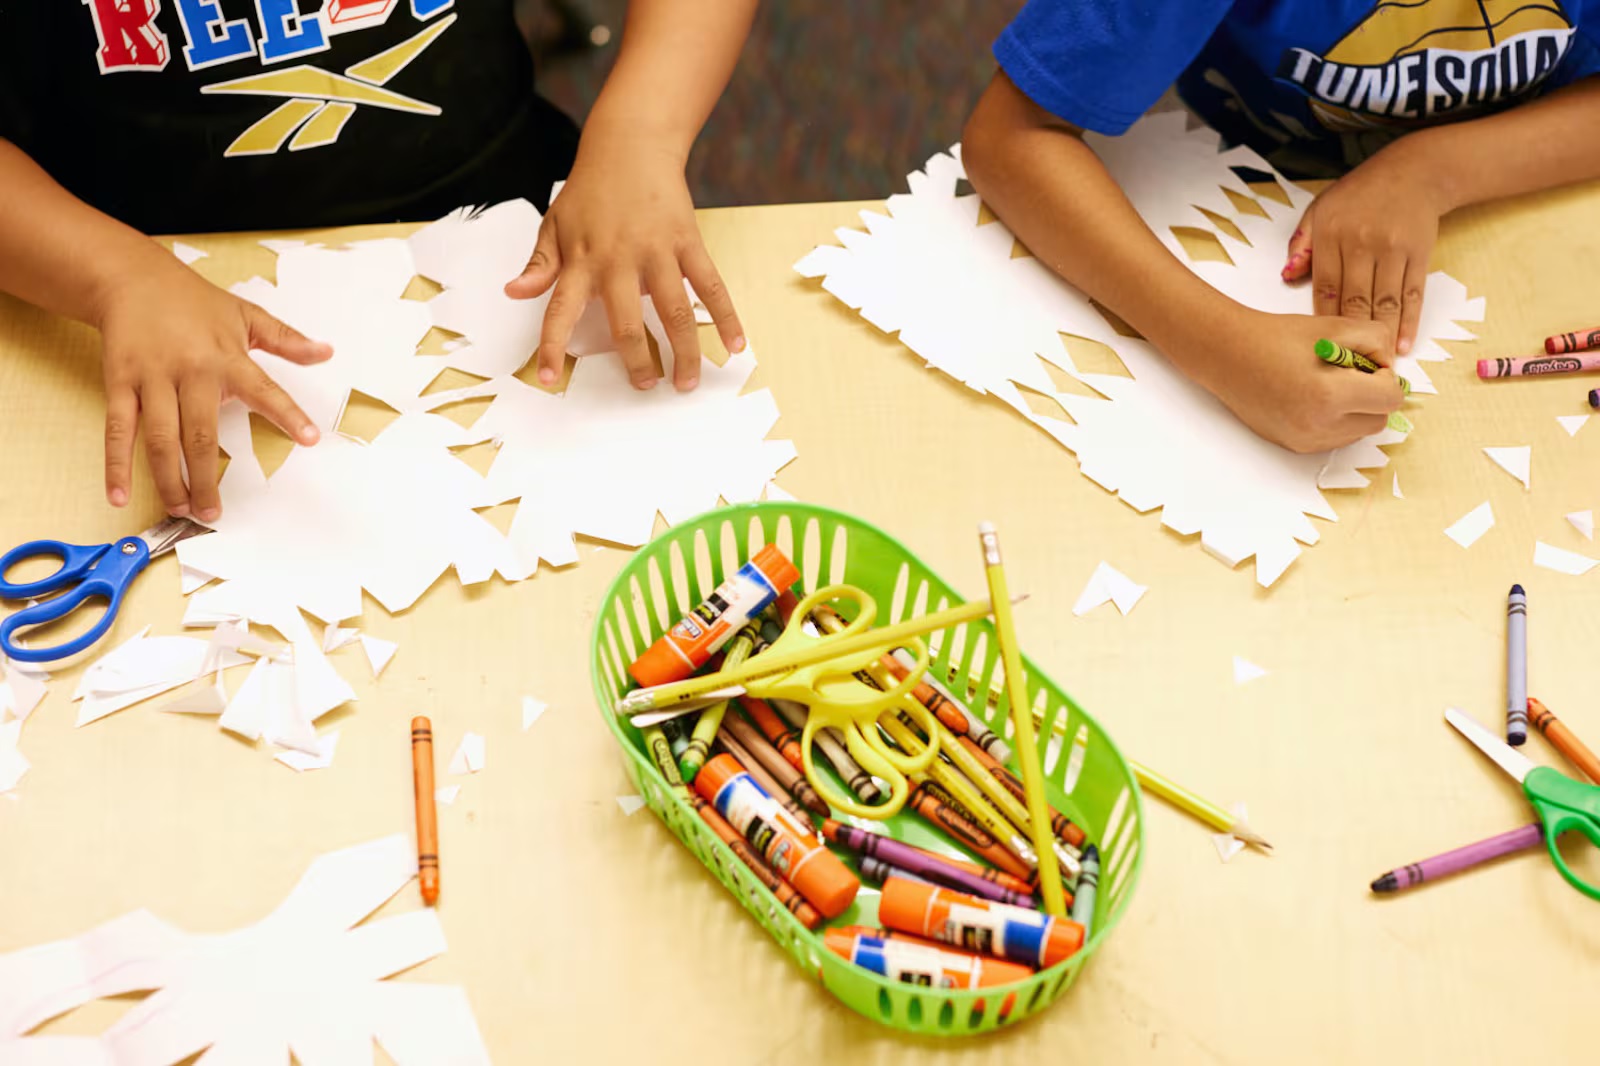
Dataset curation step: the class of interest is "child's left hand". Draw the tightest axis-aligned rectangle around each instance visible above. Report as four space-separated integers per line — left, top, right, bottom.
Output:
1280 150 1445 357
503 129 745 393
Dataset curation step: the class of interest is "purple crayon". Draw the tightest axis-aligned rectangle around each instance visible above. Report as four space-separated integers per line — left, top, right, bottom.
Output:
1369 822 1543 894
856 855 1040 909
823 819 1051 908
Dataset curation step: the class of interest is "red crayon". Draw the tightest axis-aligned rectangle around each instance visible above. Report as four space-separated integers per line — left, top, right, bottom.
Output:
738 696 804 771
1545 326 1600 355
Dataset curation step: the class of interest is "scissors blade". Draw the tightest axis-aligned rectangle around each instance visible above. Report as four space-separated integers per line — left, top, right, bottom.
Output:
1445 707 1538 784
134 517 209 558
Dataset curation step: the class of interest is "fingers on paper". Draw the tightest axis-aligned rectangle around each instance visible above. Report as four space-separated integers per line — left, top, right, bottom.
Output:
681 243 745 357
179 379 222 521
603 275 657 390
231 360 319 446
536 267 588 385
248 303 332 366
104 383 138 507
139 384 190 517
506 215 562 299
647 258 701 391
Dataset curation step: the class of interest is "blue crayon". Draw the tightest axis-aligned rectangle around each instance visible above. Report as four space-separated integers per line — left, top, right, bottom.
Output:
1070 844 1099 940
1507 585 1528 746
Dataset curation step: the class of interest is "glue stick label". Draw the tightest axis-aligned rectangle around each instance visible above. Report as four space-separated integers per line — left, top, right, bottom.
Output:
875 940 975 989
680 563 779 638
712 772 793 871
945 903 1047 967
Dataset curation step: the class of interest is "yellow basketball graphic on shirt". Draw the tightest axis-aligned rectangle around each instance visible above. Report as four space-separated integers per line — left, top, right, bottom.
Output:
1277 1 1576 133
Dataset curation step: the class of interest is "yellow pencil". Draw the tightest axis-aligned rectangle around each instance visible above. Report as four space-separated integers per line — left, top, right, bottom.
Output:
617 595 1018 717
976 523 1068 916
1130 760 1272 851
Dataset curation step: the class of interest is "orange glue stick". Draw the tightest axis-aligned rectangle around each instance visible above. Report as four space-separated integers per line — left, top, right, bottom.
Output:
695 753 859 918
879 877 1083 969
823 927 1034 989
629 544 799 687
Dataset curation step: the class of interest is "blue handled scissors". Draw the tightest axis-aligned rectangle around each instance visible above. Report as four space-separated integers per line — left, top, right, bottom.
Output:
0 517 207 663
1446 707 1600 901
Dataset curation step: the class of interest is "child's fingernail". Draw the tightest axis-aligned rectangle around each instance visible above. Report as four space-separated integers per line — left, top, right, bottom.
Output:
1397 337 1412 354
299 425 320 444
171 503 190 518
109 487 127 507
637 377 659 390
678 377 699 392
198 507 220 522
539 367 556 385
731 335 747 354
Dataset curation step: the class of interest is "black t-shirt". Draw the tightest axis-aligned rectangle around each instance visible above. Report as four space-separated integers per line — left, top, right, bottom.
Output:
0 1 578 234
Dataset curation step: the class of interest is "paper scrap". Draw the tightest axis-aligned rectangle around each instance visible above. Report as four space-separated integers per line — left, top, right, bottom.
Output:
1211 832 1247 863
521 695 547 731
435 785 461 806
1444 501 1495 548
170 241 207 265
0 835 490 1062
75 635 251 726
322 625 361 653
617 794 647 816
794 111 1484 587
1072 561 1146 617
1483 446 1531 490
764 482 797 502
1534 541 1599 576
448 732 485 775
0 720 28 793
1233 657 1268 685
275 730 340 772
1567 510 1594 540
1392 472 1403 499
1 658 49 723
1557 414 1590 437
159 673 228 716
360 635 398 679
179 564 218 595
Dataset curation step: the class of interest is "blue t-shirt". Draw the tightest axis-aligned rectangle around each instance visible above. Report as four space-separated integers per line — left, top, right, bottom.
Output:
995 0 1600 177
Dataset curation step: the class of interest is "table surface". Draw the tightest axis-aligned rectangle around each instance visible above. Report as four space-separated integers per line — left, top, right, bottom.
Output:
3 180 1599 1065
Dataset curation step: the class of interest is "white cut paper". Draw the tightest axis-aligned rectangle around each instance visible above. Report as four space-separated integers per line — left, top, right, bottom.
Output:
75 636 250 726
794 112 1485 586
170 242 207 266
1 658 49 723
616 794 646 816
159 674 228 716
1233 657 1268 685
0 720 28 793
0 836 490 1063
448 732 485 775
275 730 340 772
1557 414 1590 437
435 785 460 806
1567 510 1594 540
178 564 217 595
1392 472 1403 499
1211 832 1247 863
321 625 361 653
175 204 791 629
1534 541 1599 576
521 695 547 730
1445 501 1496 548
764 482 797 502
360 635 398 678
1071 562 1146 617
1484 446 1531 490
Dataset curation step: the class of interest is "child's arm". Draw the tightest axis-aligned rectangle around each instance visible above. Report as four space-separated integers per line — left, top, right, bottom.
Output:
1285 76 1600 353
505 0 758 393
0 140 329 519
962 73 1402 454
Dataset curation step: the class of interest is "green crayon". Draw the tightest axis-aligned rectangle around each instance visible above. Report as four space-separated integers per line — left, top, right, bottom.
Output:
641 722 690 801
678 624 759 783
1315 338 1413 403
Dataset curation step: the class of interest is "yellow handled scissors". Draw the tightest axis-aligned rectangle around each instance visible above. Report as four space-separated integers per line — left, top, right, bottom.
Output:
745 584 940 819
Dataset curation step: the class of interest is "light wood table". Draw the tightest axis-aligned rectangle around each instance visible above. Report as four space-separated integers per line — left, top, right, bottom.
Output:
3 184 1599 1064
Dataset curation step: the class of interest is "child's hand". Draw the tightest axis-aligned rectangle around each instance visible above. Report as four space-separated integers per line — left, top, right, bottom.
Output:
1281 152 1443 356
502 130 745 392
1184 308 1405 454
96 263 331 520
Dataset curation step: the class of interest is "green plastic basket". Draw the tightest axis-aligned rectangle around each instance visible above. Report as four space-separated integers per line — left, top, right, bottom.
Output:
590 502 1143 1034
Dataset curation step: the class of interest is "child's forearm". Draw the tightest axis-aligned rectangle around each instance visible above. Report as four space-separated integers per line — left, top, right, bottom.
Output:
1390 75 1600 214
961 73 1241 387
0 140 173 328
581 0 759 160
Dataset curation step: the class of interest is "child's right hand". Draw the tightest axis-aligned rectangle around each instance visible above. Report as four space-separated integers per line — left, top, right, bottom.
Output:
95 262 331 521
1181 308 1405 454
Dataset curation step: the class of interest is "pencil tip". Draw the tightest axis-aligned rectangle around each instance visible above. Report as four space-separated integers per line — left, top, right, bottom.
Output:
1231 822 1273 850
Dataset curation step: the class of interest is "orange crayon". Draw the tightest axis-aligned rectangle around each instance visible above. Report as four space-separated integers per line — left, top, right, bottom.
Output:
695 754 859 918
410 716 440 906
690 796 823 930
879 878 1084 970
721 708 828 816
908 784 1035 885
739 695 804 771
957 735 1087 848
1528 697 1600 784
630 545 799 687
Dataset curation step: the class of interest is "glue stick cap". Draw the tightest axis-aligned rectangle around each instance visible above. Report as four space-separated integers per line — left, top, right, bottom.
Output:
694 753 750 805
752 542 800 595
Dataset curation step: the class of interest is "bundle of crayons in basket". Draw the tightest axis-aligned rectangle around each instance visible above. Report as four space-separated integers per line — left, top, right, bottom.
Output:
618 542 1098 993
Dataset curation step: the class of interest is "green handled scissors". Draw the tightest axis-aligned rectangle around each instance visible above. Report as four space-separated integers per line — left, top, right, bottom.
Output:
1446 707 1600 901
744 584 940 820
